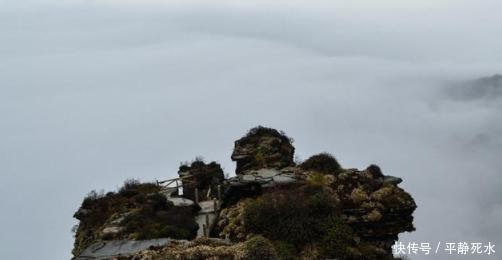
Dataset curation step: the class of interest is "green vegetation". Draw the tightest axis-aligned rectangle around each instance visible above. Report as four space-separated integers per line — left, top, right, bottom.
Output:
73 179 198 256
232 126 296 173
72 127 416 260
300 153 343 174
318 215 354 258
306 172 333 188
240 126 293 146
366 164 384 178
178 159 224 201
120 192 198 240
242 235 279 260
242 187 353 258
272 240 297 260
243 190 318 246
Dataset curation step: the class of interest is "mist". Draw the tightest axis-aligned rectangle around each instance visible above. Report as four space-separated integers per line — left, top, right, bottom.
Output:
0 1 501 259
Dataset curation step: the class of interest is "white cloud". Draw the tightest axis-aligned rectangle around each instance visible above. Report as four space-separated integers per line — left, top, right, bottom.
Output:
0 1 501 259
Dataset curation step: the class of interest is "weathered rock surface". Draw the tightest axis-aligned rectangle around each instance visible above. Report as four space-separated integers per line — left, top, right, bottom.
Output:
214 165 415 259
75 239 179 260
72 126 416 260
126 236 277 260
231 126 295 174
178 160 225 201
72 181 199 257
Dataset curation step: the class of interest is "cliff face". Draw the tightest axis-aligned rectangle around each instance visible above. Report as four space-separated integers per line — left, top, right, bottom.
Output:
72 126 416 260
231 127 295 174
72 182 199 257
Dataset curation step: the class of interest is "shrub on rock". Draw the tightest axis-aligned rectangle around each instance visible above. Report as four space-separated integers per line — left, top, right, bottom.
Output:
242 188 347 249
272 240 298 260
72 180 198 256
318 215 354 258
242 235 279 260
178 159 224 201
366 164 384 178
300 153 343 174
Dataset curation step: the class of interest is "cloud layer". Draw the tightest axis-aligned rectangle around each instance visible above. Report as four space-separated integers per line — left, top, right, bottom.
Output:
1 1 501 259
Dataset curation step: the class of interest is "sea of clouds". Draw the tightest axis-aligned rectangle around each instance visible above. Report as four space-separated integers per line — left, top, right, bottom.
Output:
1 1 501 259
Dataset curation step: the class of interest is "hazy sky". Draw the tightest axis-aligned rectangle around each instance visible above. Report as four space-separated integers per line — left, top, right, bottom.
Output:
1 1 501 259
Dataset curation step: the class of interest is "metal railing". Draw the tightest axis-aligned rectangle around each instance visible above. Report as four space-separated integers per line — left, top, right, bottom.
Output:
156 174 224 238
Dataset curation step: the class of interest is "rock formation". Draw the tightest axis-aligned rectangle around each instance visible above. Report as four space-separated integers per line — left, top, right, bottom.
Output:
72 126 416 260
177 159 225 202
232 126 295 174
72 181 199 257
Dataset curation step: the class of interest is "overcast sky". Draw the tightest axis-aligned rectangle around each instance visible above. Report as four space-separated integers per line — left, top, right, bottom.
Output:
1 1 501 259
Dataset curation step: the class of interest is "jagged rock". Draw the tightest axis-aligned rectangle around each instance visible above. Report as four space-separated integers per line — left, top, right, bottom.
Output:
231 126 295 174
74 208 91 219
101 226 123 237
72 127 416 260
333 168 416 257
217 165 415 259
383 176 403 185
178 159 225 201
227 168 299 187
216 201 248 242
75 238 179 260
72 181 199 257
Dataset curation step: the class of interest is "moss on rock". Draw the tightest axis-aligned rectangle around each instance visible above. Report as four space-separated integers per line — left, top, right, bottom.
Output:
232 126 295 174
72 180 198 257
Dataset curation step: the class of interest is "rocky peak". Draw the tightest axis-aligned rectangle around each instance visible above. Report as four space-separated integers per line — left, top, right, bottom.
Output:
72 126 416 260
231 126 295 174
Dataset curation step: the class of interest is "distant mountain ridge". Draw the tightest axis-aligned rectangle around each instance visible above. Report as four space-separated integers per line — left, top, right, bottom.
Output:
449 74 502 100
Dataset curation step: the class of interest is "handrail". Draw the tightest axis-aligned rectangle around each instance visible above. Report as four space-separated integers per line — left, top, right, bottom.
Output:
157 170 225 185
156 174 196 185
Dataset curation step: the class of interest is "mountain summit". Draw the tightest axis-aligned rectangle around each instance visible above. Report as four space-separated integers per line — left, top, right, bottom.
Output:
72 126 416 260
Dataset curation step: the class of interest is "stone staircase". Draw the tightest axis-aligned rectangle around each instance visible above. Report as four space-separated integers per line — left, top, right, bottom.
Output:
158 177 221 238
